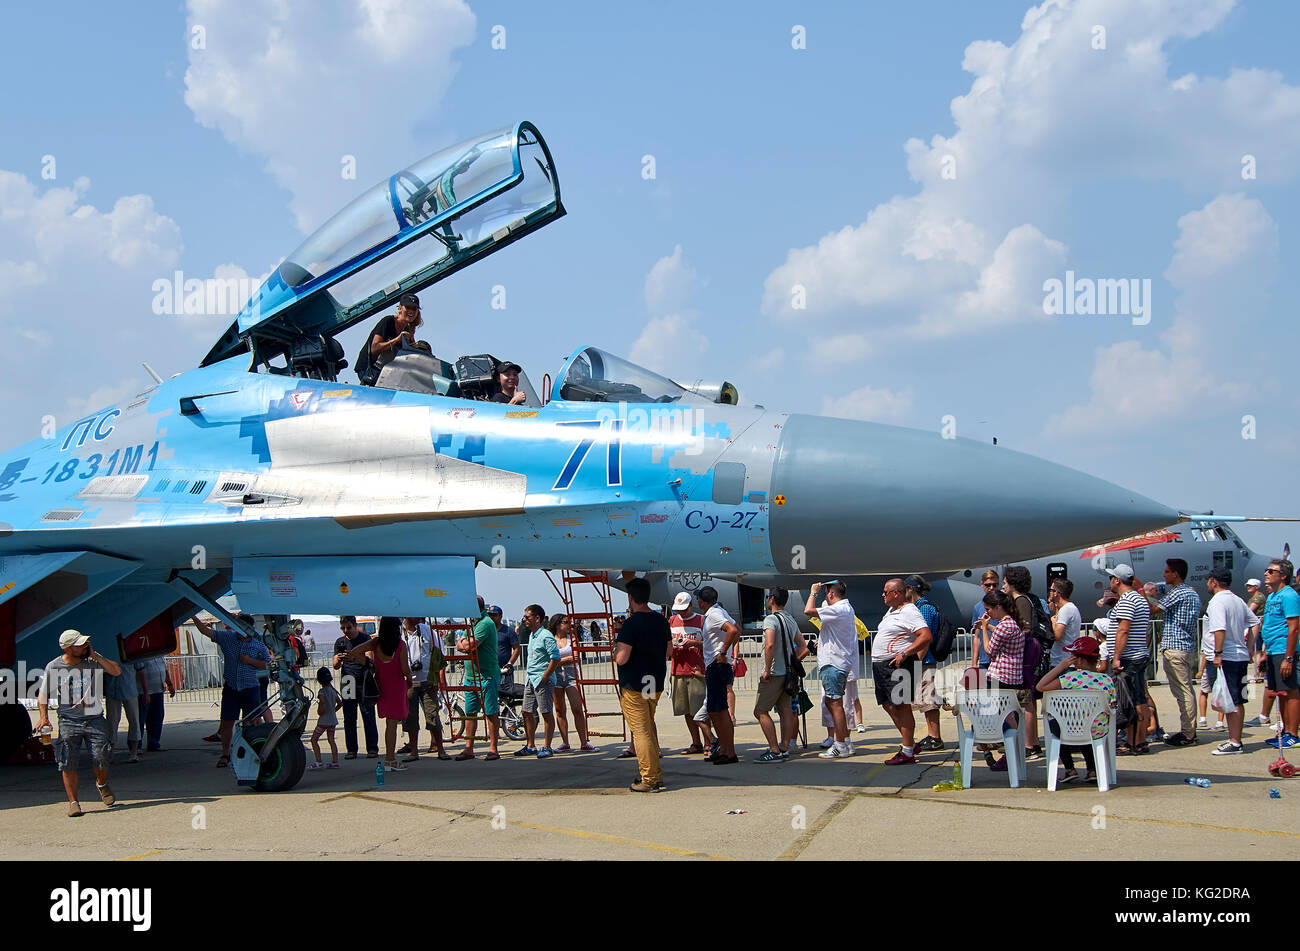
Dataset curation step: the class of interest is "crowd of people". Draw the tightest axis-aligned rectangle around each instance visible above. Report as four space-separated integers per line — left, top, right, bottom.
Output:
33 554 1299 810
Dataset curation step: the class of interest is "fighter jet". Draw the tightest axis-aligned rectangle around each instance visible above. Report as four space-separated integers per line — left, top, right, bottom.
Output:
0 121 1182 785
630 518 1280 630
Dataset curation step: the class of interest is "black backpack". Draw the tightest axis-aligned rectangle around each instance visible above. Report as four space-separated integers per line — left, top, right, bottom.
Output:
1023 594 1054 648
930 612 957 662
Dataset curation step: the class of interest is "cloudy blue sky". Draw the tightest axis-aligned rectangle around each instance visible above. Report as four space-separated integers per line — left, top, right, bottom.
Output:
1 0 1296 616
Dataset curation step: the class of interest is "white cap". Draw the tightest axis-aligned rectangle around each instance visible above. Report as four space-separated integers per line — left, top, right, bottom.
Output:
59 629 90 649
671 592 692 611
1247 578 1261 587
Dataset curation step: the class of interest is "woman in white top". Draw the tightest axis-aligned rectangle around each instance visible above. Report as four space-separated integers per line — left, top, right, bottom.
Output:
549 614 597 753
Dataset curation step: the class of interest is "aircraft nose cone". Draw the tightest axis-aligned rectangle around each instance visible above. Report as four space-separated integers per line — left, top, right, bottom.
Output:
768 414 1178 574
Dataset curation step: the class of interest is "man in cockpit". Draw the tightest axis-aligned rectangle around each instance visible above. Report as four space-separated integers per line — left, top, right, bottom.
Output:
356 293 423 385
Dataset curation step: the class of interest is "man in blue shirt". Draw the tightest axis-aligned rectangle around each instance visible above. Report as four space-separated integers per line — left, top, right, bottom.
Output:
970 570 999 669
193 615 270 768
515 604 560 758
1261 559 1300 748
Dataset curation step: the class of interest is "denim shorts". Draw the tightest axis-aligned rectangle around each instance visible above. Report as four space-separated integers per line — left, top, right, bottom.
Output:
819 665 849 701
705 661 733 713
54 715 110 772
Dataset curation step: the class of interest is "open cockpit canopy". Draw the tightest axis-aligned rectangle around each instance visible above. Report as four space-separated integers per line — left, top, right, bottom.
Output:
201 121 563 368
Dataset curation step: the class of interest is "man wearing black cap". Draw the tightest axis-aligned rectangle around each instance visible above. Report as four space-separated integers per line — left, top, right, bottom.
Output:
489 362 527 405
356 293 422 385
904 575 945 752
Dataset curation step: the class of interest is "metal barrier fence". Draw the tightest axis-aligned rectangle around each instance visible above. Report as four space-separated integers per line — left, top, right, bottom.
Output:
167 617 1197 707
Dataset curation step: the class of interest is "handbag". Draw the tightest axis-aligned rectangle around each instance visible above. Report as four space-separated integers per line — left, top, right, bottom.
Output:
734 656 748 678
361 665 380 702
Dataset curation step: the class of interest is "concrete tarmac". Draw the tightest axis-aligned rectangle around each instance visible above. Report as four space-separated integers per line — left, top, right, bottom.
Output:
2 682 1296 861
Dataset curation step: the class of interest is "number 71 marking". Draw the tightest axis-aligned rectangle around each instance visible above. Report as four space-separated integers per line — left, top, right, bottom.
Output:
553 420 622 490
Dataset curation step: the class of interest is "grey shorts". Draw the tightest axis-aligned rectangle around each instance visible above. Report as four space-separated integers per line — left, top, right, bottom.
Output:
523 680 555 715
55 716 111 772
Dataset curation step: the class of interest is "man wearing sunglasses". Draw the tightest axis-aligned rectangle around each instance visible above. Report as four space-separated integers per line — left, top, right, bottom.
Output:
970 570 999 670
1260 560 1300 749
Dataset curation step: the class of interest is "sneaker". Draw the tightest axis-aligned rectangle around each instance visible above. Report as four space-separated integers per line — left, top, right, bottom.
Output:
1265 733 1299 749
1197 717 1207 729
989 755 1008 772
1214 721 1227 731
68 801 83 818
513 746 537 757
628 781 662 793
1149 728 1167 742
1212 741 1245 755
128 753 140 764
96 782 115 807
383 762 407 772
1164 732 1193 747
327 762 340 769
843 740 855 756
855 723 867 733
917 736 945 752
819 736 835 749
1025 745 1044 760
818 743 848 759
555 744 572 753
711 754 739 765
308 762 325 770
756 749 783 763
1249 715 1272 727
777 748 791 759
344 752 357 760
536 748 554 759
579 743 598 752
884 749 916 766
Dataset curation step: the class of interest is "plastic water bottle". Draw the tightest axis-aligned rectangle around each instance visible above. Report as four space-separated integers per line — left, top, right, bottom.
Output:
1269 787 1281 799
376 762 385 786
952 762 963 789
1183 777 1211 788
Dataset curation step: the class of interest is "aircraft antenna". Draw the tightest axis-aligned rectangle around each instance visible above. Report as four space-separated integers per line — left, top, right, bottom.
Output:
142 363 165 385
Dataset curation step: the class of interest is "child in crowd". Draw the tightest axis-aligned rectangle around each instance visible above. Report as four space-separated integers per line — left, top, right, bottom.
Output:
309 667 342 769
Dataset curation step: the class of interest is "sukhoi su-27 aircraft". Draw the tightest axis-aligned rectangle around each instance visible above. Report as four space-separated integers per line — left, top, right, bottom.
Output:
0 122 1192 788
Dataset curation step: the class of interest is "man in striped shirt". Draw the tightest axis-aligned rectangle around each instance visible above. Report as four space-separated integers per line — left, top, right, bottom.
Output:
1107 565 1152 753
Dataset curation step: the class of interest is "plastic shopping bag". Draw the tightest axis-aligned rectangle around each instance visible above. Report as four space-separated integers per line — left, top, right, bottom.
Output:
1209 666 1237 715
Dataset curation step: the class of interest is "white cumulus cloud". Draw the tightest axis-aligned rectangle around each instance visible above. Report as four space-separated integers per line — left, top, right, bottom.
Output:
820 384 916 424
184 0 477 233
1047 193 1272 435
762 0 1300 341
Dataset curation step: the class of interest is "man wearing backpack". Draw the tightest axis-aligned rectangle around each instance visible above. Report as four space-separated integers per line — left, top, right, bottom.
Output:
904 576 945 752
754 589 809 762
1004 566 1046 759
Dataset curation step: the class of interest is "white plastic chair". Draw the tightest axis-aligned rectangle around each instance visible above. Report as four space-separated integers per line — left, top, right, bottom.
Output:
1041 689 1117 792
955 689 1027 788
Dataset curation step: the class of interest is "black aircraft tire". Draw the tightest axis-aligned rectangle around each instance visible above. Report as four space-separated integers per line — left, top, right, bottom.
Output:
0 704 32 765
243 723 307 792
